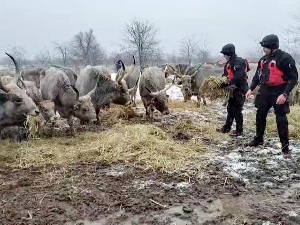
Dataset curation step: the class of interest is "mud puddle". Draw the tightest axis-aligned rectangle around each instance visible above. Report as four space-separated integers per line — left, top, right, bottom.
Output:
71 199 223 225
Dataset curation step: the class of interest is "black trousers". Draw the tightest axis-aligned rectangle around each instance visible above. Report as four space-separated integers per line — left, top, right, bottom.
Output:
223 92 245 132
254 91 290 149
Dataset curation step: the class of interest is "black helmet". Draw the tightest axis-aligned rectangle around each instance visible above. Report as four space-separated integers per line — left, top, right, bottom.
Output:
260 34 279 49
220 44 235 56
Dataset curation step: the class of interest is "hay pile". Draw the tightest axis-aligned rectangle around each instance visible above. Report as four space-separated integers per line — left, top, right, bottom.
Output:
200 76 231 101
0 123 205 174
24 115 45 139
100 105 138 126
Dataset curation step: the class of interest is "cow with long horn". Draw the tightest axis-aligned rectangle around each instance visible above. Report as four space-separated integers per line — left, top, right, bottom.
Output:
76 56 138 124
139 66 175 120
169 63 207 107
0 53 39 131
115 56 140 106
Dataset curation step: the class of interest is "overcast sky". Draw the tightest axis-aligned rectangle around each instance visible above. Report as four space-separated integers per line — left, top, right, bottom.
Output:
0 0 299 58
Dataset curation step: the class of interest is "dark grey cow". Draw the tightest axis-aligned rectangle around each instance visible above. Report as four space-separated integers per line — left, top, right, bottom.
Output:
139 66 174 119
76 59 137 124
0 53 39 131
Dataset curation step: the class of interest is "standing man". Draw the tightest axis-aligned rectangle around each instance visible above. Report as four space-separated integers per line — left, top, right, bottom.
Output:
246 34 298 158
217 44 249 136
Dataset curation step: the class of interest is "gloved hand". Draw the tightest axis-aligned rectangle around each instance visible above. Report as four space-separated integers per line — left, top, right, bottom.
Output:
220 82 229 88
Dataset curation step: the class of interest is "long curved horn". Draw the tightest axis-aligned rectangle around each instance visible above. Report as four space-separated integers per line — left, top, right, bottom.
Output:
148 75 176 97
122 55 136 82
190 63 205 78
71 85 79 101
5 52 22 85
116 60 126 84
167 64 182 78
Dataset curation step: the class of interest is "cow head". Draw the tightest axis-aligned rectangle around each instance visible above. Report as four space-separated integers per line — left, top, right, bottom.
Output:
74 95 97 123
37 100 57 122
0 53 39 129
145 77 175 115
103 56 138 106
174 64 204 102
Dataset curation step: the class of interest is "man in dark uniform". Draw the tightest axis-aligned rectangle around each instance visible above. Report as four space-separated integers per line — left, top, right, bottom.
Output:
217 44 249 136
246 34 298 158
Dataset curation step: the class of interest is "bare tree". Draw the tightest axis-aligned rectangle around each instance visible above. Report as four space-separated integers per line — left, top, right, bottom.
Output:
71 29 106 66
123 18 159 69
195 34 211 63
245 34 264 61
9 45 27 68
34 48 52 66
147 47 165 66
282 15 300 62
53 41 69 66
180 35 199 66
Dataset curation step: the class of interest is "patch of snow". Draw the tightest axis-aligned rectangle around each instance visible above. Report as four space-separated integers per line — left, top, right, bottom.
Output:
111 72 117 81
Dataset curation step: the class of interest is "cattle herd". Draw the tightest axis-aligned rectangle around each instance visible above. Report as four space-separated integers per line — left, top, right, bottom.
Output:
0 53 299 141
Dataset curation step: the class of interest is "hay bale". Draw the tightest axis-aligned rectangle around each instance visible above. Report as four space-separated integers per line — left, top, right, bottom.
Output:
200 76 231 101
25 115 45 139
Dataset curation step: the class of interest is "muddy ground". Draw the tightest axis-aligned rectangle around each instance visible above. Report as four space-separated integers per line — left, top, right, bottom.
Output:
1 99 300 225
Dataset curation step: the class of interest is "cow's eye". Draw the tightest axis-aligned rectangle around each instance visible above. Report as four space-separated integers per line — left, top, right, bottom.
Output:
15 98 22 104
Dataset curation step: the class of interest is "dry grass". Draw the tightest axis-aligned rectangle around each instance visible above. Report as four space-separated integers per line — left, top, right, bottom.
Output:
25 115 45 139
246 106 300 139
171 118 229 142
100 105 138 126
0 123 205 174
200 76 230 101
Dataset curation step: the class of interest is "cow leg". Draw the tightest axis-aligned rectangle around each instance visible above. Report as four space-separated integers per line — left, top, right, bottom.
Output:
197 93 201 107
67 116 75 137
202 94 207 105
142 99 149 116
132 93 137 107
95 108 101 125
50 121 55 137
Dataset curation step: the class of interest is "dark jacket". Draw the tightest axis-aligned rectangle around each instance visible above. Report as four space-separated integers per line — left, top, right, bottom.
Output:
250 49 298 96
223 54 249 93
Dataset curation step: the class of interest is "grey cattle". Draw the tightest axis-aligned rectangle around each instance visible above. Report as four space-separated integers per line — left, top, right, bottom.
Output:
51 65 78 86
0 53 39 131
21 67 44 88
1 75 56 122
40 67 96 136
1 76 42 103
76 59 137 124
171 64 207 106
116 63 140 107
164 64 189 78
139 66 174 119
